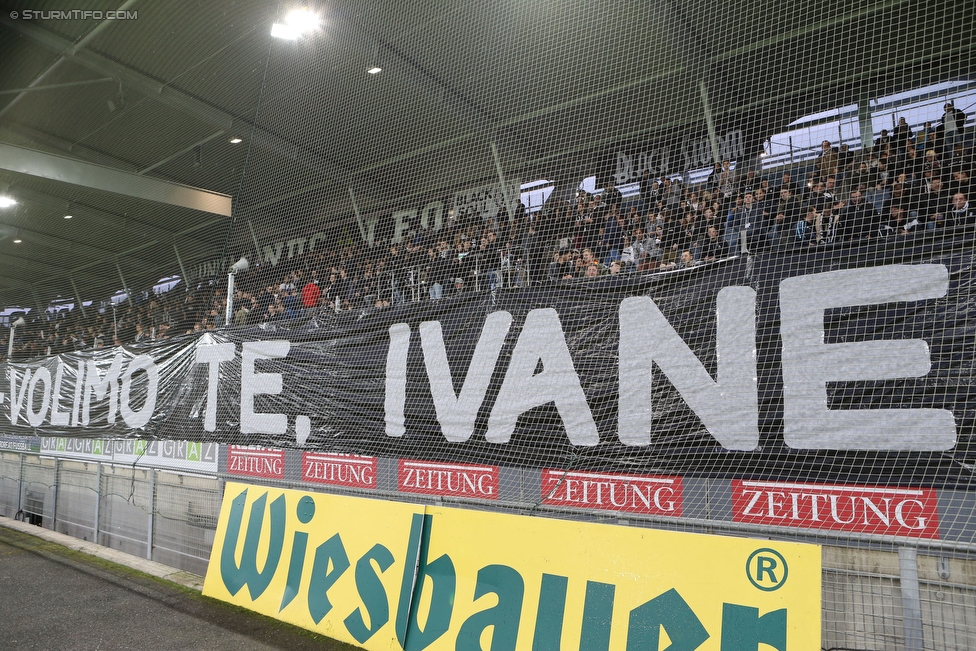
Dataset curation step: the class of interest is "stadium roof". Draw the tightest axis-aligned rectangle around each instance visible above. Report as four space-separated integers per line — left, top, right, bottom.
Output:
0 0 972 308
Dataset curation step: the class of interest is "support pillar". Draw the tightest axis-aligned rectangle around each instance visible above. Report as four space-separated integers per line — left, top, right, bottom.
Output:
173 243 190 287
858 91 875 151
898 547 925 651
490 141 517 227
93 462 101 544
114 260 134 307
70 278 87 319
146 468 155 560
699 80 722 165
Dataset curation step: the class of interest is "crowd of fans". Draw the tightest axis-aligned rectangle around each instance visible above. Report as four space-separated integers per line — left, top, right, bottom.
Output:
4 104 973 360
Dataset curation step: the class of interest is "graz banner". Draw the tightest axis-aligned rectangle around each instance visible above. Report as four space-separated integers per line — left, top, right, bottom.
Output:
203 482 821 650
1 235 975 487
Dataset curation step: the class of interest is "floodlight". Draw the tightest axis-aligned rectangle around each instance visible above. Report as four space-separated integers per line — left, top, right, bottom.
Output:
271 23 299 40
284 9 319 33
229 257 249 274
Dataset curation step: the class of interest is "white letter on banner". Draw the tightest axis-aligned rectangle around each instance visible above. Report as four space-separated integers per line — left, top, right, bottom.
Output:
420 311 512 442
392 209 416 244
195 343 236 431
385 324 411 438
486 308 598 445
119 355 159 428
9 368 32 425
71 360 85 426
240 341 289 435
83 354 123 426
780 264 956 450
618 288 759 449
50 360 71 426
26 367 52 427
420 201 444 232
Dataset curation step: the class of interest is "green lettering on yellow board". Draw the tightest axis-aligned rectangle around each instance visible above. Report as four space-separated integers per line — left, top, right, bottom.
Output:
219 490 286 601
455 564 524 651
344 544 396 643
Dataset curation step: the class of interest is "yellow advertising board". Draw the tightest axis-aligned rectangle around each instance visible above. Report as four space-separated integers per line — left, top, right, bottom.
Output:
204 482 821 650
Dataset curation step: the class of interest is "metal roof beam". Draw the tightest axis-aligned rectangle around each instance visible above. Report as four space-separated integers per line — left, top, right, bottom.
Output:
0 0 137 119
0 122 140 172
0 253 97 278
0 142 232 216
0 18 353 185
7 182 181 241
0 222 117 260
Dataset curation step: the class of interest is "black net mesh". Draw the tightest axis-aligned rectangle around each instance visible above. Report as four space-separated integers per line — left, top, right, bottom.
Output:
0 0 974 541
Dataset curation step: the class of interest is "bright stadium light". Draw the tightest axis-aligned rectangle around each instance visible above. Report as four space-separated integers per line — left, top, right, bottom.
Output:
272 9 320 39
367 67 382 74
285 9 319 32
0 196 16 208
271 23 299 40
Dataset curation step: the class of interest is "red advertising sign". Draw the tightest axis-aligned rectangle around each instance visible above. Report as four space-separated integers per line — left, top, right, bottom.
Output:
731 480 940 539
227 446 286 480
302 452 377 489
541 469 683 516
397 459 499 500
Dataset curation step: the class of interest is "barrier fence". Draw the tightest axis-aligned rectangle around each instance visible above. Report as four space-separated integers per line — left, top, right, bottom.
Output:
1 445 976 650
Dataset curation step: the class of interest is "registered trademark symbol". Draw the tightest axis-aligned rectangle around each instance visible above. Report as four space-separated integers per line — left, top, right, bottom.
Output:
746 548 789 591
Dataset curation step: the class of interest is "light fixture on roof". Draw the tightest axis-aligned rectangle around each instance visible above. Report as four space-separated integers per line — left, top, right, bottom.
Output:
8 316 25 360
0 196 16 208
107 81 126 113
12 239 22 244
225 257 249 325
64 214 73 219
271 8 320 40
229 137 243 144
367 67 382 75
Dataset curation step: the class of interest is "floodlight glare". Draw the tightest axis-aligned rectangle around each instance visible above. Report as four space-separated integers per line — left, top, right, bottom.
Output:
271 23 299 40
64 215 73 219
12 239 22 244
229 137 243 144
0 196 16 208
367 67 382 74
284 9 320 33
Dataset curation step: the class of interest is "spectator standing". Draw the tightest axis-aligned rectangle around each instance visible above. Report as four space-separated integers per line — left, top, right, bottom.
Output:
794 207 818 248
919 177 950 230
939 103 968 158
603 180 622 211
916 121 937 153
601 208 624 262
700 225 726 261
893 117 914 153
816 141 839 180
949 192 974 226
838 190 880 242
301 280 321 312
639 170 658 214
428 241 453 299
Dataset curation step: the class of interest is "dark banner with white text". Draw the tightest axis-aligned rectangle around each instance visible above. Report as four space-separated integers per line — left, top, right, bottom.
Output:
2 233 975 488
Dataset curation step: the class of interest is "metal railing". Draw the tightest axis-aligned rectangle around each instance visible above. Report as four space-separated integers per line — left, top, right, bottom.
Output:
0 451 219 575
